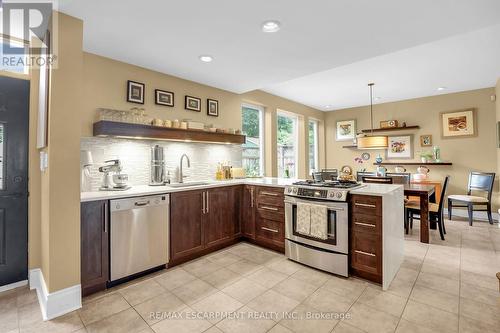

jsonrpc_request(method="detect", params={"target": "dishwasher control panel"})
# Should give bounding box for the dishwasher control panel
[111,195,169,212]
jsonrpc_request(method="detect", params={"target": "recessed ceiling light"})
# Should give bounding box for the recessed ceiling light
[262,20,281,33]
[437,87,447,91]
[199,55,213,63]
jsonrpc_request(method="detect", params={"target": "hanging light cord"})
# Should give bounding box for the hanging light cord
[368,83,374,135]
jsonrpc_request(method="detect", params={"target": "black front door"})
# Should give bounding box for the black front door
[0,76,29,287]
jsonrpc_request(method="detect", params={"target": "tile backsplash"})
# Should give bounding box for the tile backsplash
[81,137,242,191]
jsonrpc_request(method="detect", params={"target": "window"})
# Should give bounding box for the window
[277,111,298,178]
[309,119,319,173]
[0,37,29,75]
[242,104,264,176]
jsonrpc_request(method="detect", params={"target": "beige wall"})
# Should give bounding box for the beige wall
[82,53,326,179]
[325,88,498,209]
[496,79,500,208]
[38,12,84,292]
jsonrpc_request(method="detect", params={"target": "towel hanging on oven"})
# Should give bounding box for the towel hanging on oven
[310,204,328,240]
[296,202,311,236]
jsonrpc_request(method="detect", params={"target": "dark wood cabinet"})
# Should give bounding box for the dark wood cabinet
[254,186,285,252]
[170,190,205,261]
[349,194,382,284]
[241,185,256,239]
[81,200,109,296]
[204,186,239,248]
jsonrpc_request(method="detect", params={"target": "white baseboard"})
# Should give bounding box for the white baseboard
[0,279,28,293]
[444,208,499,222]
[29,268,82,320]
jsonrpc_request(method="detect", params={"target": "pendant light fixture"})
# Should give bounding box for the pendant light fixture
[357,83,388,149]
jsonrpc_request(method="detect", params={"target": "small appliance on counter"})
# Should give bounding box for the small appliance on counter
[80,150,93,192]
[150,145,170,186]
[98,159,131,191]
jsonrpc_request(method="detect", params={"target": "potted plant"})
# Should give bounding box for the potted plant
[419,151,433,163]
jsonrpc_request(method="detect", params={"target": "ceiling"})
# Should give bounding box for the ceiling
[58,0,500,110]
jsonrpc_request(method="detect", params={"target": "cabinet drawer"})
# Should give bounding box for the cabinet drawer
[351,231,381,275]
[256,187,284,207]
[351,195,382,216]
[352,212,381,234]
[257,203,284,222]
[256,217,284,244]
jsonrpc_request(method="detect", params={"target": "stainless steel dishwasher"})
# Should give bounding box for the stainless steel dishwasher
[110,194,169,281]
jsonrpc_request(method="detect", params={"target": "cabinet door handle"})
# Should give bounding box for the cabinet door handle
[250,188,254,208]
[354,202,376,208]
[206,191,209,213]
[261,206,278,211]
[202,192,206,213]
[261,191,279,197]
[103,201,108,233]
[354,222,376,228]
[355,250,376,257]
[261,226,279,233]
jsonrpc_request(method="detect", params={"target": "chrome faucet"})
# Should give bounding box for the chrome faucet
[178,154,191,183]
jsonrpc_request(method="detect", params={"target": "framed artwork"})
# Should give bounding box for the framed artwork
[386,135,413,159]
[37,30,50,148]
[420,134,432,147]
[155,89,174,107]
[336,119,356,141]
[440,108,476,138]
[207,99,218,117]
[127,80,145,104]
[185,95,201,112]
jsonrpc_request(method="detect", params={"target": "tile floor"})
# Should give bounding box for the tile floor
[1,217,499,333]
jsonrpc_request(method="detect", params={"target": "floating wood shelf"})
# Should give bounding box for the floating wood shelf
[373,162,452,166]
[93,121,246,144]
[342,145,358,148]
[361,125,420,133]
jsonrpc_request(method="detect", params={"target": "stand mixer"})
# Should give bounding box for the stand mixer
[98,159,131,191]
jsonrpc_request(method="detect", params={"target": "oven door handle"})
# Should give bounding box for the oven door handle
[284,198,345,211]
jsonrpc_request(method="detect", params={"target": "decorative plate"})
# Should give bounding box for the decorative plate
[361,152,371,161]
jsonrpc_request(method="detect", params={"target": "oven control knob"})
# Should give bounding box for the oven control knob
[329,192,335,198]
[336,192,343,199]
[292,188,298,193]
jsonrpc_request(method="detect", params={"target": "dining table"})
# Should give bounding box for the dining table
[404,184,436,243]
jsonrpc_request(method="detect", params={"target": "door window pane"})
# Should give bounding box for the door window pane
[242,104,264,176]
[277,112,297,178]
[309,120,319,173]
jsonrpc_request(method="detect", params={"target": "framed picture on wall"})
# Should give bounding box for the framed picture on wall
[336,119,356,141]
[420,134,432,147]
[207,99,218,117]
[185,95,201,112]
[440,108,476,138]
[155,89,174,107]
[386,135,413,159]
[127,80,145,104]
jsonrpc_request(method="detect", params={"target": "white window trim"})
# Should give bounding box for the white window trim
[277,110,298,178]
[242,103,265,176]
[309,119,319,173]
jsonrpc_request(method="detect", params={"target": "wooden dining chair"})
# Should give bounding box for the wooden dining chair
[362,176,393,184]
[405,176,450,240]
[447,172,495,225]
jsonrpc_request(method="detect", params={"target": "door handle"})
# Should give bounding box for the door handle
[354,222,376,228]
[135,201,150,207]
[261,191,278,197]
[354,202,376,208]
[261,206,278,211]
[355,250,376,257]
[250,187,254,208]
[103,201,108,233]
[202,192,206,214]
[206,191,209,213]
[261,226,279,233]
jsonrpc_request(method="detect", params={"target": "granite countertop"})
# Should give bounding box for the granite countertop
[81,177,299,202]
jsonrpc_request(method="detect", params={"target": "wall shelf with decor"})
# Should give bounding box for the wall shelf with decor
[360,125,420,133]
[372,162,452,166]
[93,121,246,144]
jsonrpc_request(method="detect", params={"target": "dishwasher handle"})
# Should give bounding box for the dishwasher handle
[134,200,150,207]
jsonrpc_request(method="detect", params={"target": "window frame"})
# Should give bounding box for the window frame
[241,103,265,177]
[276,110,298,178]
[308,119,319,174]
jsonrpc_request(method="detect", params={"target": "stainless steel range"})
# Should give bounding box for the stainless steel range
[284,180,363,277]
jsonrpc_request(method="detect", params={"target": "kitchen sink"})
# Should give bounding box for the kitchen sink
[167,181,210,188]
